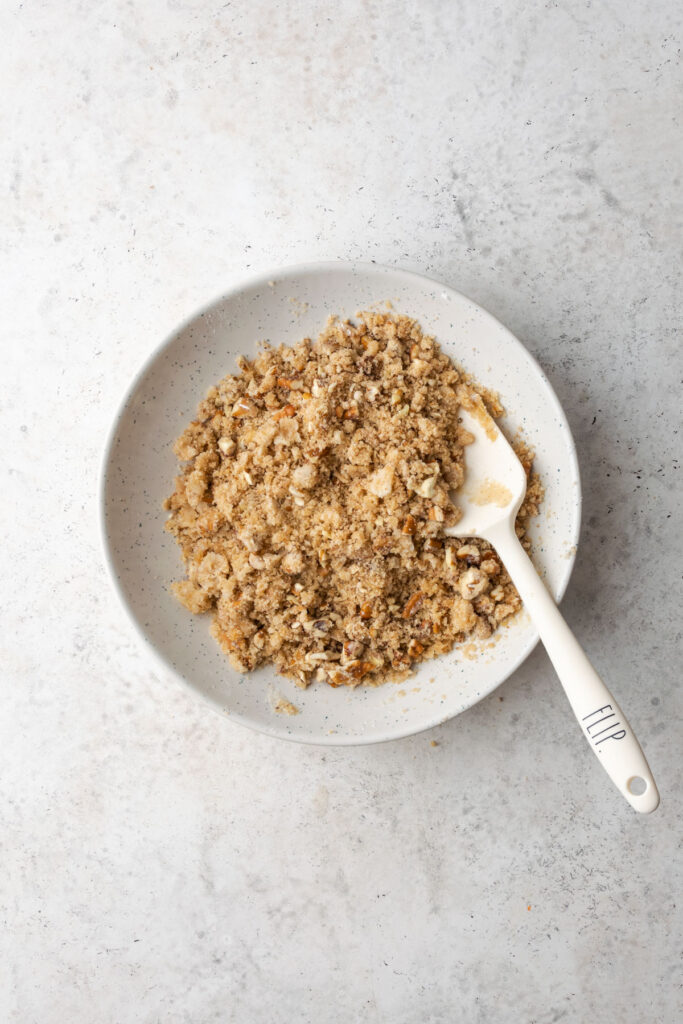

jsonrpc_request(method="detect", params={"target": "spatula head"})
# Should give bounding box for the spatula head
[445,393,527,542]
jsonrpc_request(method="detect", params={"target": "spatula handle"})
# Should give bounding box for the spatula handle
[489,524,659,813]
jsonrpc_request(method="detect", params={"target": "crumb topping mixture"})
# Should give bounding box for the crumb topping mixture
[164,312,542,687]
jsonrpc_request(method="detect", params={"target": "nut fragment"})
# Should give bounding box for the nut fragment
[359,602,373,620]
[232,398,257,417]
[327,669,350,687]
[456,544,480,566]
[428,506,444,522]
[258,366,278,393]
[238,531,261,553]
[306,651,331,665]
[402,514,417,535]
[423,538,442,552]
[342,639,365,660]
[415,473,438,498]
[365,465,394,498]
[272,404,296,420]
[402,592,424,618]
[218,437,236,455]
[346,659,373,680]
[458,568,489,600]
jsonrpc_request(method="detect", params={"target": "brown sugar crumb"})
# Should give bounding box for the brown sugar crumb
[164,312,542,689]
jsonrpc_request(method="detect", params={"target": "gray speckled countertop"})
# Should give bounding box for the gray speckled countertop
[2,2,682,1021]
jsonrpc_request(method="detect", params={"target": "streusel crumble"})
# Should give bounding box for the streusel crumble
[164,312,542,688]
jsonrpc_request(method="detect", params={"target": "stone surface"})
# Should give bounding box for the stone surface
[2,1,681,1022]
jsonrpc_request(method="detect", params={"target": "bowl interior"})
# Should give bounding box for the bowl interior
[101,262,580,744]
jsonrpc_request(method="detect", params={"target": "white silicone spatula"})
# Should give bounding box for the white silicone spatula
[446,392,659,813]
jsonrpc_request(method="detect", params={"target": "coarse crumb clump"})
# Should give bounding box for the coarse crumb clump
[164,312,543,688]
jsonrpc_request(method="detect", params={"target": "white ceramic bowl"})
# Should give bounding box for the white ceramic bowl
[100,262,581,744]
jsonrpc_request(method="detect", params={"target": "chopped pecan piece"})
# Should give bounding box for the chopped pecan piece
[402,592,424,618]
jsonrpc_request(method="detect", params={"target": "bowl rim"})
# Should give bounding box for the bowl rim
[99,259,582,745]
